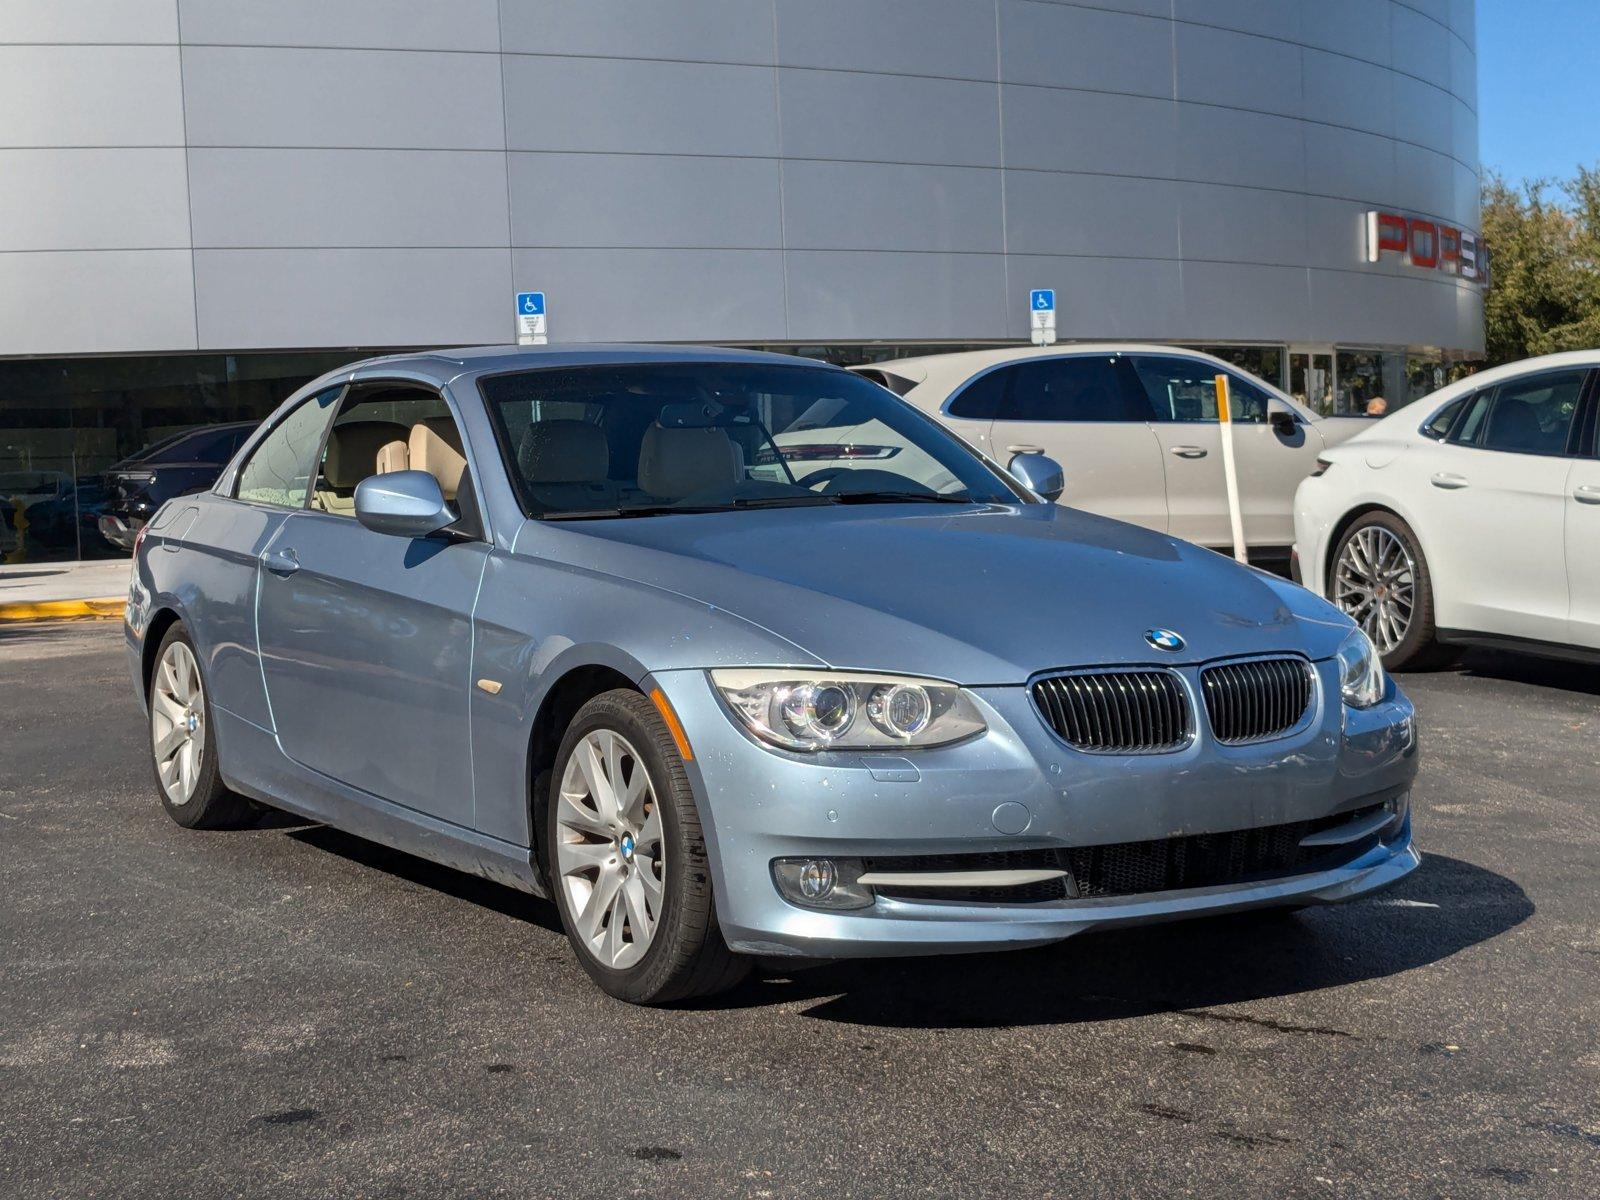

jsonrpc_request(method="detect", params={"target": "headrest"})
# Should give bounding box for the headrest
[409,421,468,500]
[637,424,743,501]
[323,420,407,488]
[519,420,609,483]
[375,440,408,475]
[417,415,464,454]
[1486,398,1544,450]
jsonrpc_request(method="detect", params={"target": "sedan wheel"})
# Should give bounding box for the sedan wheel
[1329,513,1456,671]
[1333,524,1416,655]
[554,728,666,971]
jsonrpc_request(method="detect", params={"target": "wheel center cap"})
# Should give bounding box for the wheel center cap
[619,833,635,859]
[184,711,198,733]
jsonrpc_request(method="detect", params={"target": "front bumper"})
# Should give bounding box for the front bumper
[649,662,1419,958]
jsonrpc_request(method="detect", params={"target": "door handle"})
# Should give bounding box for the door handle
[1575,485,1600,504]
[1006,444,1045,455]
[263,548,300,575]
[1430,473,1469,490]
[1169,445,1208,459]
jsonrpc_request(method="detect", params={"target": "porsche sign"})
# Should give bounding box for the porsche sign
[1365,210,1488,284]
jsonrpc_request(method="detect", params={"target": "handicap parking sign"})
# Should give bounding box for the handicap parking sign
[1029,288,1057,344]
[515,292,547,344]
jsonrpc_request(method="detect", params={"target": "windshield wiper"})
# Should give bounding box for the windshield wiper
[540,504,717,521]
[825,491,977,505]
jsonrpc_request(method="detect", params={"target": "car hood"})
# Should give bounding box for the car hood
[532,504,1354,684]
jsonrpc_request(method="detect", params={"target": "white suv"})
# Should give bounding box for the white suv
[853,345,1369,566]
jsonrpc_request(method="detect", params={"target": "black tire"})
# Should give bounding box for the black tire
[545,689,748,1004]
[1329,512,1459,672]
[147,622,254,830]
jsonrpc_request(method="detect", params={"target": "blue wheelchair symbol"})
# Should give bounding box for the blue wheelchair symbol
[1030,289,1055,312]
[516,292,545,316]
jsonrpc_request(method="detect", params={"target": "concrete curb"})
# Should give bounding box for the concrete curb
[0,598,127,623]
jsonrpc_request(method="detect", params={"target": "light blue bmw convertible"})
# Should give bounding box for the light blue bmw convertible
[128,346,1418,1003]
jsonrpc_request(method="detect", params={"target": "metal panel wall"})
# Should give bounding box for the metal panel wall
[0,0,1484,355]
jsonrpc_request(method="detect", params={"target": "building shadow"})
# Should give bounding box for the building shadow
[710,853,1531,1028]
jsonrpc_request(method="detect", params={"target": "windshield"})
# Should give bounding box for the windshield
[480,362,1027,518]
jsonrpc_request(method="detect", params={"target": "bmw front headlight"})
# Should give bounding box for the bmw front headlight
[710,669,987,751]
[1336,628,1386,709]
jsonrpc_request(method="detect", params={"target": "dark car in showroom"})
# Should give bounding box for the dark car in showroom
[98,422,259,551]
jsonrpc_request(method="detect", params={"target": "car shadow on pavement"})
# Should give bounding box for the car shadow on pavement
[1446,649,1600,698]
[283,823,565,935]
[715,853,1532,1028]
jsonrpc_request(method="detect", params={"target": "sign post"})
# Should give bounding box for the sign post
[515,292,547,346]
[1214,374,1247,565]
[1029,289,1056,346]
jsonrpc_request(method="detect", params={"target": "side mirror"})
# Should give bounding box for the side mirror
[354,470,458,539]
[1007,451,1065,502]
[1269,408,1298,436]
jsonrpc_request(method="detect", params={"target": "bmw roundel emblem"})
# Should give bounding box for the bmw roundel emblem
[1145,628,1185,652]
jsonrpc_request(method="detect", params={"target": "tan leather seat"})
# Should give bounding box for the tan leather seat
[375,440,408,475]
[409,418,468,501]
[314,420,408,513]
[636,424,743,501]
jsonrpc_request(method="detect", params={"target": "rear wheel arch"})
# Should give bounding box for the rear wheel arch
[1323,503,1414,595]
[142,607,184,695]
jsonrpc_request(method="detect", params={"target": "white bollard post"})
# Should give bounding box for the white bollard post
[1215,374,1248,565]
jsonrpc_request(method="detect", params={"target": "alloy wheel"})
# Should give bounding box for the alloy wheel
[554,728,666,970]
[1333,525,1417,655]
[151,641,207,805]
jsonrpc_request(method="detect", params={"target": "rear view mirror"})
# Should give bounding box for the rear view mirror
[1007,452,1065,503]
[1269,409,1298,436]
[354,470,458,539]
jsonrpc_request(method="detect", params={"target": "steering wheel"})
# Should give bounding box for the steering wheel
[796,467,849,490]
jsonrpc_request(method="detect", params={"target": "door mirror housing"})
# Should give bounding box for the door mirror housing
[354,470,459,539]
[1007,451,1066,502]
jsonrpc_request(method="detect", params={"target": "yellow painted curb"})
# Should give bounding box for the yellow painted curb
[0,597,127,623]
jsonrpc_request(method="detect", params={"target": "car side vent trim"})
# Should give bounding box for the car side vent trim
[1031,669,1190,753]
[1200,656,1314,744]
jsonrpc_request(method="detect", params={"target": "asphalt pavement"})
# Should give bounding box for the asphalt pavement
[1,622,1597,1199]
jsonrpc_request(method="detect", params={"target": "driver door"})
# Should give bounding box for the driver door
[255,382,489,828]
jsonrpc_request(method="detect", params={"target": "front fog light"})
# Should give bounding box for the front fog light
[772,858,874,910]
[1383,790,1410,839]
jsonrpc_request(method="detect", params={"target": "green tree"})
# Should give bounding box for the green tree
[1481,165,1600,365]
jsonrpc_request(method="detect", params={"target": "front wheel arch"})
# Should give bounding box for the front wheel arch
[524,664,639,881]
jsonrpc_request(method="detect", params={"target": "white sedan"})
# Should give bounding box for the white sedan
[1293,351,1600,669]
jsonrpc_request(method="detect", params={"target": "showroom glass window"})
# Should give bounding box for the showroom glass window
[234,387,344,508]
[1446,370,1589,456]
[0,351,380,562]
[1129,356,1272,423]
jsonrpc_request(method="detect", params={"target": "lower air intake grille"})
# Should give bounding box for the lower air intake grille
[1200,657,1314,743]
[865,805,1384,904]
[1032,670,1189,752]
